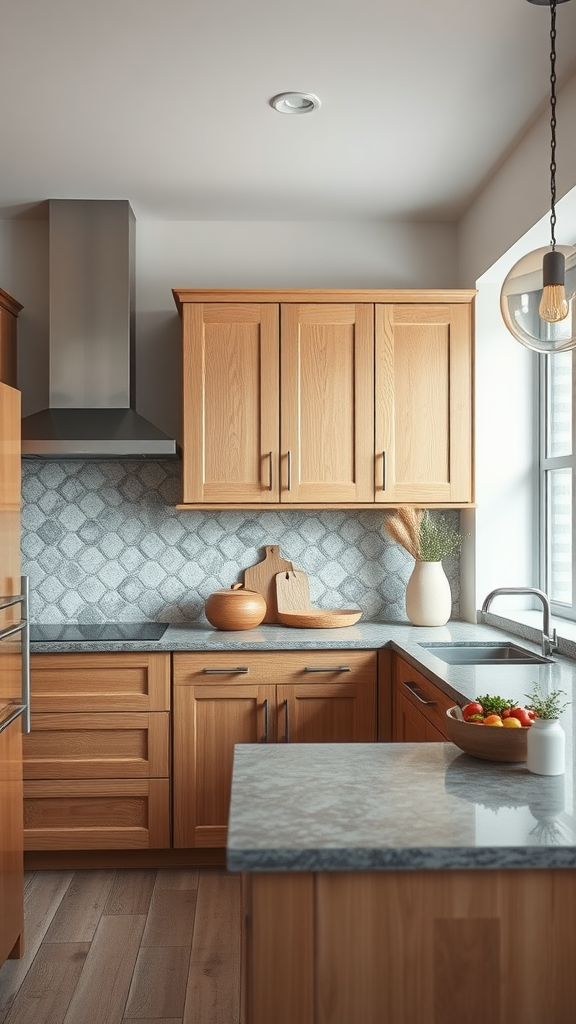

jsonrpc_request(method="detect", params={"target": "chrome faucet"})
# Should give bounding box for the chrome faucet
[481,587,558,658]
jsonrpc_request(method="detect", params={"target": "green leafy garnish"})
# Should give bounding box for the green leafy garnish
[524,683,570,720]
[475,693,515,715]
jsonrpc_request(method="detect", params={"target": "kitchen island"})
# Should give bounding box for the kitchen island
[228,742,576,1024]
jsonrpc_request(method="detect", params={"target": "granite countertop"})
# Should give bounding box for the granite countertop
[29,617,576,712]
[227,742,576,873]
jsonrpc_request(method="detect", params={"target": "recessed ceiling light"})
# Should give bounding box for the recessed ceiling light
[270,92,321,114]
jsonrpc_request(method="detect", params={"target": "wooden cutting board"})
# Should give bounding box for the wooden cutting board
[243,545,293,622]
[275,569,311,613]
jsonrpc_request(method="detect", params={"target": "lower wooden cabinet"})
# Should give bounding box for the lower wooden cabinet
[173,650,377,848]
[392,655,453,742]
[23,653,171,850]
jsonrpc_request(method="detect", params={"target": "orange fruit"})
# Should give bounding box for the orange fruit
[484,714,503,727]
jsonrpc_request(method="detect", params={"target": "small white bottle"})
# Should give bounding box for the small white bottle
[527,718,565,776]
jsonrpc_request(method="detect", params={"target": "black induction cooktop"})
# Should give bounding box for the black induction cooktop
[29,622,169,643]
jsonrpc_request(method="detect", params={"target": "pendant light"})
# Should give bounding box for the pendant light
[500,0,576,353]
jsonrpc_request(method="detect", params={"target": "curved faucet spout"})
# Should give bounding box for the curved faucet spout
[481,587,558,658]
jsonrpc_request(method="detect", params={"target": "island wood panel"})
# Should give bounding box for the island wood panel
[23,712,170,779]
[280,303,374,503]
[375,302,473,503]
[247,868,576,1024]
[181,302,280,504]
[23,778,170,850]
[0,715,24,962]
[29,653,171,712]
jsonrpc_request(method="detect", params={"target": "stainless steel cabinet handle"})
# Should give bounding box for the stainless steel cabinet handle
[382,451,387,491]
[0,704,26,736]
[403,681,437,707]
[283,698,290,742]
[202,667,250,674]
[262,698,269,743]
[287,450,292,492]
[21,576,30,734]
[0,620,25,642]
[304,666,351,673]
[268,451,273,491]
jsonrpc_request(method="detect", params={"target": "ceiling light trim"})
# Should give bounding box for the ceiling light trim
[270,92,321,114]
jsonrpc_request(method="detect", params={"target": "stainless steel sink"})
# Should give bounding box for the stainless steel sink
[418,642,553,665]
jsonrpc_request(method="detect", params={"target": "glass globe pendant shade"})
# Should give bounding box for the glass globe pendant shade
[500,244,576,352]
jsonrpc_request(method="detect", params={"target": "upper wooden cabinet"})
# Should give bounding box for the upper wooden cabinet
[0,288,23,389]
[173,289,475,509]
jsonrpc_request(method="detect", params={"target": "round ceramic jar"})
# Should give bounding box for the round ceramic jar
[526,718,566,776]
[205,584,267,630]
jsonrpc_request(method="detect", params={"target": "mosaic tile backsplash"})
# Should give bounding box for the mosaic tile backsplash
[21,460,461,624]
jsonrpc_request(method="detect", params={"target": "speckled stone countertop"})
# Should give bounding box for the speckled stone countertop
[227,742,576,872]
[30,618,576,711]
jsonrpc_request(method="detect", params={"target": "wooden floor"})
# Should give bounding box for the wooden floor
[0,867,242,1024]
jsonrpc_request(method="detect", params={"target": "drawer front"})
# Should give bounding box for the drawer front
[394,657,453,740]
[23,712,169,779]
[30,653,171,712]
[23,778,170,850]
[174,650,377,686]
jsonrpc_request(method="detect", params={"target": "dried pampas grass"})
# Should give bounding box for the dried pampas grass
[383,507,422,559]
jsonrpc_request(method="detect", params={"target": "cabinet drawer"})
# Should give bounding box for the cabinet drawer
[23,712,169,779]
[174,650,376,686]
[23,778,170,850]
[394,657,453,740]
[30,653,171,712]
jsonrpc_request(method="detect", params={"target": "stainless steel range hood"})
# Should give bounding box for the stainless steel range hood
[21,199,178,458]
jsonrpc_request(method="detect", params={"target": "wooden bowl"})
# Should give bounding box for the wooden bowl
[205,584,267,630]
[277,609,362,628]
[445,706,528,762]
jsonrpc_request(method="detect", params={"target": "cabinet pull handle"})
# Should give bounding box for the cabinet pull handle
[283,698,290,742]
[304,666,351,673]
[262,698,269,743]
[268,451,273,491]
[382,451,387,491]
[403,681,437,707]
[287,450,292,492]
[202,667,250,674]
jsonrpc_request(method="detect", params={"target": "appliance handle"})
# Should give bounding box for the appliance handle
[21,576,31,734]
[0,704,26,736]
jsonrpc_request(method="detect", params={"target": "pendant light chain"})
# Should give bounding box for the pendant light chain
[549,0,558,250]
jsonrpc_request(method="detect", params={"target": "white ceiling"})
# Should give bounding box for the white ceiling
[2,0,576,223]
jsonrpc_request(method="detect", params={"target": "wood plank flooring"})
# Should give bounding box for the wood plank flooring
[0,868,242,1024]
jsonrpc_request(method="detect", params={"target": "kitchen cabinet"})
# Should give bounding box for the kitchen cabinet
[0,288,22,388]
[392,655,453,742]
[23,653,171,850]
[0,713,24,964]
[173,289,475,509]
[173,649,377,848]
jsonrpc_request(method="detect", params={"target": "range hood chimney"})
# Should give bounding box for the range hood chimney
[21,199,178,458]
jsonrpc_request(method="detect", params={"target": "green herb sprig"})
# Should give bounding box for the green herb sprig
[524,683,570,720]
[417,511,462,562]
[475,693,515,716]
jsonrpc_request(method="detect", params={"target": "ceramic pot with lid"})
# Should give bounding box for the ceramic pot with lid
[205,583,267,630]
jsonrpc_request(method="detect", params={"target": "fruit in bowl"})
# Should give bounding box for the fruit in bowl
[445,694,533,762]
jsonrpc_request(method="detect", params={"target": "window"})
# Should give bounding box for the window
[541,350,575,618]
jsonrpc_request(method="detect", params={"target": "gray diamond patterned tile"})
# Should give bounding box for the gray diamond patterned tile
[21,460,461,625]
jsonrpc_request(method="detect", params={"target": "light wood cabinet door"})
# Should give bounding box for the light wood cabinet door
[375,302,473,503]
[0,714,24,964]
[181,302,280,504]
[278,681,376,743]
[29,652,170,712]
[173,681,275,849]
[173,650,377,848]
[280,303,374,503]
[392,656,453,741]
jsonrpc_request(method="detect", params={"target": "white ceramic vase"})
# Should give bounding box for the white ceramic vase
[405,559,452,627]
[526,718,565,776]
